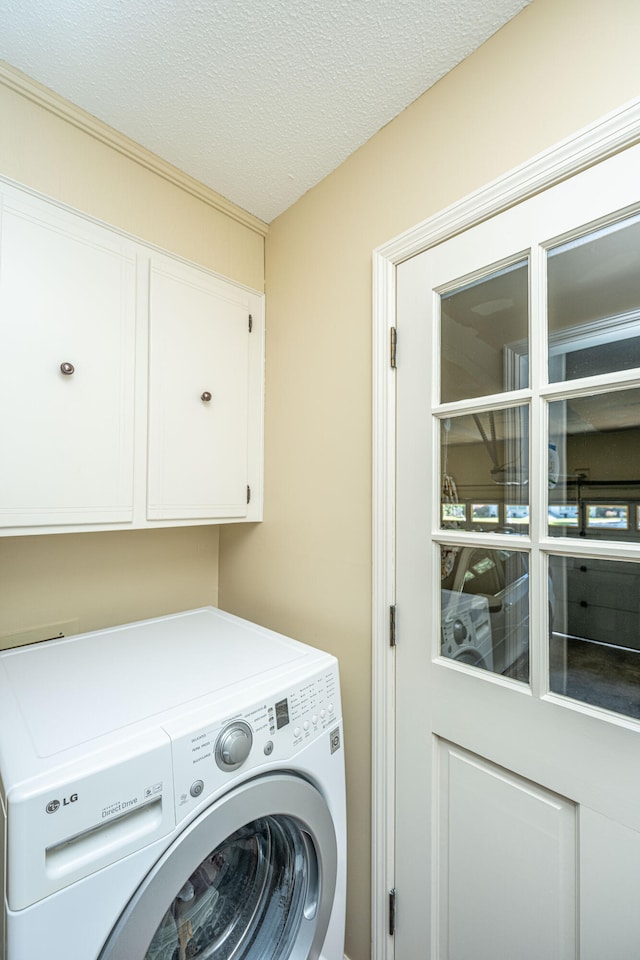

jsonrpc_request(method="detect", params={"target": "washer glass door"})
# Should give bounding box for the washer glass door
[147,815,313,960]
[99,774,337,960]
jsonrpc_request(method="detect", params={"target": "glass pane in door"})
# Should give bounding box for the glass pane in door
[548,388,640,539]
[441,406,529,534]
[440,258,529,402]
[548,212,640,383]
[549,555,640,719]
[440,545,530,681]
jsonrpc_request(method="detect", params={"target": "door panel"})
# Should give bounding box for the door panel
[436,741,576,960]
[580,808,640,960]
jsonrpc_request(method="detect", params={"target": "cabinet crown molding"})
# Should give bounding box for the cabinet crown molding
[0,59,268,239]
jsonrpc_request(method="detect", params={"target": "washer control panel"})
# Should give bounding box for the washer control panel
[168,663,341,820]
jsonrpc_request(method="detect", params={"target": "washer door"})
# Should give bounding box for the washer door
[99,774,337,960]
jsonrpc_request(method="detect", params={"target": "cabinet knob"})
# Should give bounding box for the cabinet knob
[60,362,75,376]
[201,391,212,402]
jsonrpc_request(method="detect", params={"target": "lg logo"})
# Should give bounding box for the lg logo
[45,793,78,814]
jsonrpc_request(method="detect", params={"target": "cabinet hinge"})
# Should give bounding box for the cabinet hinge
[389,605,397,647]
[390,327,397,369]
[247,485,251,504]
[389,888,397,936]
[248,314,253,333]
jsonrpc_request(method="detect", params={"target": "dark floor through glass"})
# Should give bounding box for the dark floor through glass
[549,634,640,720]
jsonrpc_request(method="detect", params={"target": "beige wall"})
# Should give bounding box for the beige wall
[0,529,222,644]
[0,78,265,643]
[218,1,640,957]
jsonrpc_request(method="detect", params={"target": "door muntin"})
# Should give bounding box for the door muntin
[99,775,337,960]
[435,199,640,720]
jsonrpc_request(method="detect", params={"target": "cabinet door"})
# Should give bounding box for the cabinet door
[147,258,251,520]
[0,193,136,528]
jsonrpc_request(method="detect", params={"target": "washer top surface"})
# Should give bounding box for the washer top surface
[0,607,312,757]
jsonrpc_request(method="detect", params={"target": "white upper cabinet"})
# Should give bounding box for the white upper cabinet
[0,181,264,536]
[0,191,137,528]
[147,256,253,521]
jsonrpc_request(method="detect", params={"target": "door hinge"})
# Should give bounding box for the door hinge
[247,485,251,504]
[249,313,253,333]
[389,888,397,936]
[390,326,397,369]
[389,605,397,647]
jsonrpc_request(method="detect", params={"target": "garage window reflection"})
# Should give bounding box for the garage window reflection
[548,388,640,540]
[440,407,529,536]
[440,545,530,682]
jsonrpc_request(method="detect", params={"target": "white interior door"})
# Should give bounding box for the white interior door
[395,141,640,960]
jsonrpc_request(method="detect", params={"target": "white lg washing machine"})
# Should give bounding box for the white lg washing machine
[0,607,346,960]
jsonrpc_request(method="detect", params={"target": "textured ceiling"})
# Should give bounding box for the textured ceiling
[0,0,530,223]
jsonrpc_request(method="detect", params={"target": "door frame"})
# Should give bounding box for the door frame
[371,95,640,960]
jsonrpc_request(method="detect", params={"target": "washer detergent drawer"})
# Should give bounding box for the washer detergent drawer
[7,737,175,911]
